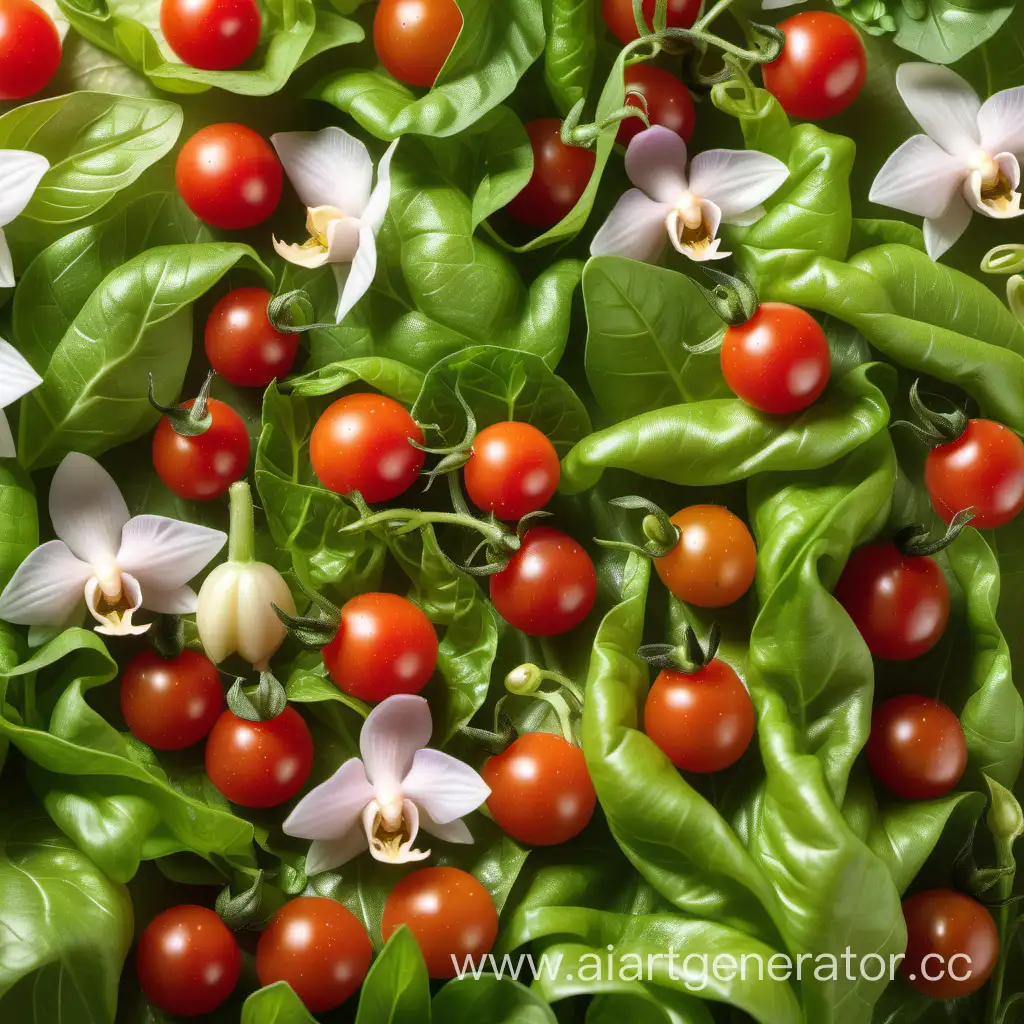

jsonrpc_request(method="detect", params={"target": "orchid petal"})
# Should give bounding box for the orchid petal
[0,339,41,407]
[362,139,398,233]
[724,204,765,227]
[271,127,373,216]
[419,811,473,844]
[0,410,12,459]
[117,515,226,590]
[87,572,147,636]
[590,189,670,263]
[305,832,369,875]
[978,86,1024,156]
[326,216,361,263]
[401,748,490,825]
[0,150,49,227]
[367,799,431,864]
[283,758,375,841]
[141,585,198,614]
[333,225,377,323]
[687,149,789,219]
[0,231,12,290]
[963,153,1024,219]
[49,453,129,566]
[625,127,689,203]
[0,540,91,625]
[923,194,973,260]
[869,134,966,219]
[896,63,981,159]
[272,236,330,269]
[360,694,432,790]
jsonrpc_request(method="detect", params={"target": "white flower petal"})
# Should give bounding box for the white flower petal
[963,155,1024,219]
[0,411,12,459]
[869,134,966,219]
[117,515,226,590]
[283,758,375,841]
[419,811,474,844]
[271,127,373,216]
[0,150,49,227]
[924,195,973,260]
[49,453,130,565]
[687,149,789,220]
[333,225,377,324]
[364,799,431,864]
[978,86,1024,156]
[590,189,670,263]
[625,126,689,203]
[362,139,398,233]
[896,63,981,159]
[724,204,765,227]
[306,832,369,875]
[142,585,198,614]
[0,540,91,625]
[272,236,330,269]
[0,339,41,407]
[360,694,432,790]
[326,216,361,263]
[0,231,12,290]
[402,748,490,825]
[86,571,147,636]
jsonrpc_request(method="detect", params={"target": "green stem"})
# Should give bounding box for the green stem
[532,691,575,745]
[227,481,256,564]
[694,0,735,32]
[987,884,1013,1024]
[339,507,510,550]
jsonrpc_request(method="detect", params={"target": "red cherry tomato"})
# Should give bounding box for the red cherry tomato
[925,419,1024,529]
[382,867,498,979]
[601,0,700,44]
[322,592,438,702]
[762,12,866,121]
[867,695,966,800]
[175,124,282,230]
[834,544,949,661]
[136,905,240,1017]
[721,303,831,414]
[160,0,260,71]
[617,64,696,147]
[204,287,299,388]
[120,648,223,750]
[152,398,250,500]
[373,0,462,89]
[310,392,425,502]
[902,890,999,998]
[483,732,596,845]
[0,0,61,101]
[205,706,314,808]
[654,506,756,608]
[644,660,755,772]
[256,897,372,1013]
[489,527,597,636]
[463,421,560,521]
[505,119,596,230]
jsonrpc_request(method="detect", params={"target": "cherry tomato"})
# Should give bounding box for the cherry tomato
[489,527,597,636]
[175,123,283,230]
[721,303,831,414]
[136,905,240,1017]
[463,421,560,521]
[205,706,314,808]
[617,64,696,147]
[483,732,596,845]
[152,398,250,501]
[0,0,61,101]
[902,890,998,998]
[256,897,372,1013]
[310,392,425,502]
[867,695,966,800]
[373,0,462,89]
[160,0,260,71]
[120,649,223,750]
[762,13,866,121]
[644,660,755,772]
[925,418,1024,529]
[322,592,438,701]
[601,0,701,44]
[205,287,299,388]
[654,506,756,608]
[382,867,498,979]
[834,544,949,661]
[505,119,596,229]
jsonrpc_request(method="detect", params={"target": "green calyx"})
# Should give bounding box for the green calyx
[148,370,214,438]
[638,624,722,675]
[693,265,760,328]
[273,576,341,650]
[891,379,969,448]
[893,508,976,558]
[215,870,281,931]
[595,496,680,560]
[266,288,337,334]
[226,671,288,723]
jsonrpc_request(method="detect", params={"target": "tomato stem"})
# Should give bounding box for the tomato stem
[639,624,722,674]
[226,671,288,722]
[595,496,679,560]
[891,379,969,447]
[460,694,517,754]
[227,480,256,563]
[693,265,760,327]
[148,370,214,437]
[266,288,336,334]
[215,869,280,931]
[894,508,975,558]
[505,663,585,706]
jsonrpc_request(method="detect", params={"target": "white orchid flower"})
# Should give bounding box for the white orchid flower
[283,694,490,875]
[870,64,1024,260]
[0,339,41,457]
[0,453,226,636]
[591,126,789,264]
[270,127,398,325]
[0,149,49,289]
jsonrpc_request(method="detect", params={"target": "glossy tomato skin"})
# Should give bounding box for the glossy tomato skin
[490,527,597,636]
[175,124,282,230]
[867,695,966,800]
[505,119,596,229]
[644,661,755,772]
[373,0,462,89]
[205,707,314,808]
[322,592,438,701]
[152,398,250,500]
[617,65,696,147]
[762,12,866,120]
[0,0,61,101]
[121,649,224,750]
[925,419,1024,528]
[463,421,560,521]
[601,0,701,43]
[256,897,372,1013]
[382,867,498,979]
[160,0,260,71]
[654,506,756,608]
[137,905,240,1017]
[205,287,299,387]
[310,392,425,502]
[484,732,597,846]
[721,303,831,414]
[834,544,950,661]
[902,890,998,998]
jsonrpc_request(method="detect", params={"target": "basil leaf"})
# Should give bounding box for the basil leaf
[433,976,557,1024]
[543,0,597,115]
[355,926,430,1024]
[892,0,1012,63]
[241,982,317,1024]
